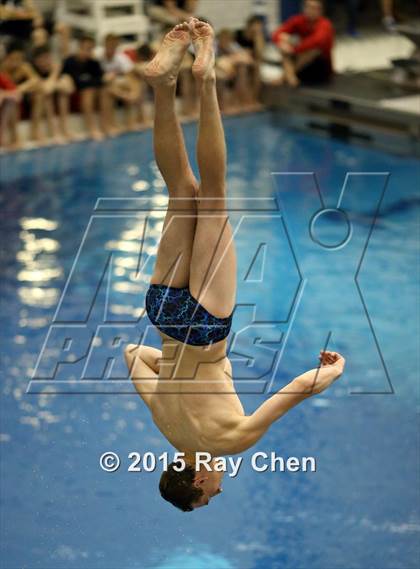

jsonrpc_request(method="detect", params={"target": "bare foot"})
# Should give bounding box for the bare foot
[90,129,104,141]
[32,134,47,147]
[189,18,215,82]
[61,131,76,143]
[270,75,285,87]
[223,106,243,117]
[144,22,191,87]
[105,126,122,138]
[6,140,23,152]
[52,135,66,146]
[68,132,84,142]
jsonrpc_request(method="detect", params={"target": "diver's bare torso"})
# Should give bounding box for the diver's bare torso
[126,337,248,456]
[125,337,346,457]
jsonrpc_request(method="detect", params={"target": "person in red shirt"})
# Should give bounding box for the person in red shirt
[272,0,334,87]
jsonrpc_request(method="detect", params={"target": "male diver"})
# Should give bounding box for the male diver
[124,18,345,511]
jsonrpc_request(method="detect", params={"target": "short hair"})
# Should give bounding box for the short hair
[159,462,203,512]
[6,41,25,56]
[136,43,154,62]
[79,35,95,46]
[218,28,233,40]
[105,33,119,43]
[162,23,174,35]
[32,45,50,59]
[304,0,324,6]
[197,17,211,26]
[247,15,264,26]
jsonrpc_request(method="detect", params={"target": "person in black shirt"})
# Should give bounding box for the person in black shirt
[62,36,109,140]
[62,38,103,90]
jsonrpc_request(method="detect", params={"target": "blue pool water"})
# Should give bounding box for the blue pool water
[0,113,419,569]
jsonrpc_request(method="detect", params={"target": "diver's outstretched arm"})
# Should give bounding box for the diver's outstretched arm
[237,352,346,450]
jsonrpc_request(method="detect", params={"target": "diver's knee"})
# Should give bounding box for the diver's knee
[124,343,140,361]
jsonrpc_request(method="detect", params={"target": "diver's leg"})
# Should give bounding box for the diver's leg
[145,22,199,288]
[189,19,237,318]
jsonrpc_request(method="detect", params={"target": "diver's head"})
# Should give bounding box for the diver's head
[159,460,224,511]
[303,0,323,21]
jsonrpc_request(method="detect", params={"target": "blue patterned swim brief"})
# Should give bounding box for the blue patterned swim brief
[145,284,233,346]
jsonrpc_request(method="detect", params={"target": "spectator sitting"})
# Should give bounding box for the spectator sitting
[0,40,39,140]
[147,0,198,27]
[0,70,21,151]
[31,22,74,60]
[31,45,75,143]
[98,33,142,132]
[216,29,257,112]
[235,15,267,102]
[62,36,109,140]
[272,0,334,88]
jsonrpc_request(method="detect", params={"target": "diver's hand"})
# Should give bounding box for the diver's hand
[319,350,345,373]
[314,351,345,393]
[298,351,345,395]
[244,351,346,438]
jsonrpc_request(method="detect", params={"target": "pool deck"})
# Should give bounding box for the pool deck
[3,69,419,158]
[262,24,420,155]
[262,69,420,155]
